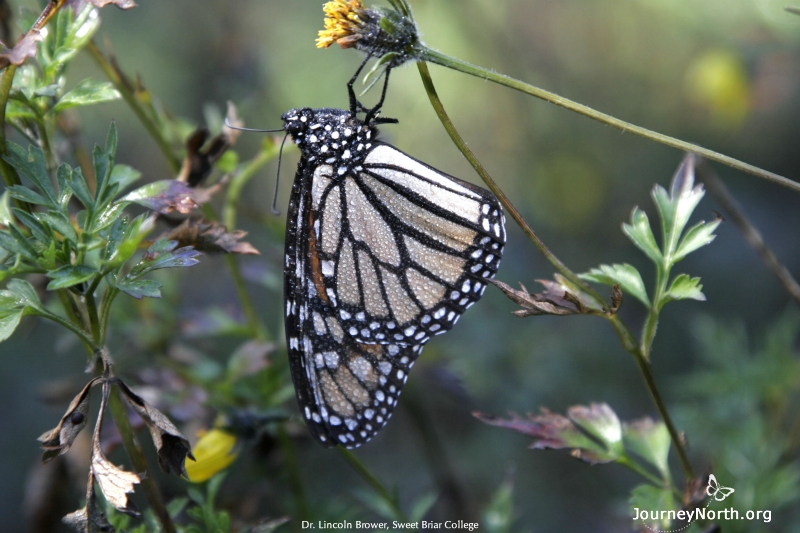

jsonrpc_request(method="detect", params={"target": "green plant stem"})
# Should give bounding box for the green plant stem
[223,142,279,231]
[224,254,268,341]
[337,448,408,522]
[54,289,97,356]
[617,456,681,500]
[277,426,309,529]
[85,41,181,174]
[85,291,101,342]
[416,61,695,482]
[0,64,28,212]
[108,387,176,533]
[418,48,799,193]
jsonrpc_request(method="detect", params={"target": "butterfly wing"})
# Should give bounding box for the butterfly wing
[311,142,506,345]
[285,158,424,447]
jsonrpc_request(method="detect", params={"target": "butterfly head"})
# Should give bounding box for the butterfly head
[281,107,377,178]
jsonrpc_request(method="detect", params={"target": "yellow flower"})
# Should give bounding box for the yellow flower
[185,428,239,483]
[317,0,369,49]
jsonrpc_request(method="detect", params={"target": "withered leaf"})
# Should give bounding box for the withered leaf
[38,377,101,463]
[608,284,623,315]
[0,29,43,70]
[115,379,194,477]
[223,101,244,145]
[62,476,115,533]
[178,127,230,187]
[490,279,582,317]
[122,180,198,214]
[163,218,259,255]
[91,439,140,517]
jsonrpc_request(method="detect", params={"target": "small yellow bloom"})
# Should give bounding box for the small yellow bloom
[317,0,369,49]
[185,428,239,483]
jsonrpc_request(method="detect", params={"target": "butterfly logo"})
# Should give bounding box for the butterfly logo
[706,474,735,501]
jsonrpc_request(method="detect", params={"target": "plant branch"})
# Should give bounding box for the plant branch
[698,161,800,307]
[337,448,408,521]
[108,386,176,533]
[85,41,182,174]
[418,48,800,194]
[415,60,694,482]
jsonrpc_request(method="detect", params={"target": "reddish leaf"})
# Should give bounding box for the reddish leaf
[0,29,43,70]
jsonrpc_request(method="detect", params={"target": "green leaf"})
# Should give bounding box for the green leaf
[90,202,128,234]
[652,156,705,259]
[630,484,676,530]
[622,208,662,264]
[0,311,23,342]
[580,263,650,307]
[623,419,671,479]
[67,168,94,211]
[665,274,705,302]
[214,151,238,174]
[115,278,162,299]
[128,238,200,278]
[0,226,38,261]
[109,164,141,192]
[50,78,121,113]
[674,219,720,262]
[106,214,155,268]
[1,279,45,313]
[568,403,624,461]
[482,478,514,533]
[46,265,97,290]
[409,492,438,523]
[6,185,50,207]
[3,143,57,207]
[56,164,74,209]
[0,192,13,225]
[38,211,78,244]
[12,209,50,245]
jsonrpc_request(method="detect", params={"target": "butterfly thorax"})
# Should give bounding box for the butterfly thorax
[282,108,377,180]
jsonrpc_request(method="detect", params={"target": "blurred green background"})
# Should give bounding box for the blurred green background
[2,0,800,531]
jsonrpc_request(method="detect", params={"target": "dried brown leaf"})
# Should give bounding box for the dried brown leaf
[91,440,140,516]
[38,377,101,463]
[178,127,230,187]
[0,29,43,70]
[115,380,194,477]
[163,218,259,255]
[490,279,580,316]
[608,284,623,315]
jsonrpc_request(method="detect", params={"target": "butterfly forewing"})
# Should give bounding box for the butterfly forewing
[285,159,422,447]
[283,107,505,447]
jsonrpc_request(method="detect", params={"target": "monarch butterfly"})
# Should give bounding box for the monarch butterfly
[281,65,505,448]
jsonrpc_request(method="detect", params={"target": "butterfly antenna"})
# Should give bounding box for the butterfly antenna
[271,131,290,215]
[224,118,284,133]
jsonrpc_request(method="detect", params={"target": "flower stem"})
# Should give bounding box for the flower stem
[415,60,695,482]
[418,48,800,193]
[337,448,408,522]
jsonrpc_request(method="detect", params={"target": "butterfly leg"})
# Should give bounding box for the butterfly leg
[348,54,373,115]
[363,66,395,124]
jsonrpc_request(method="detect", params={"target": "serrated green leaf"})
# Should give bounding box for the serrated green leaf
[622,208,662,264]
[653,157,706,260]
[128,238,200,278]
[0,310,23,342]
[665,274,705,302]
[109,164,141,192]
[5,98,38,120]
[102,217,126,262]
[107,214,155,268]
[6,185,50,207]
[580,263,650,307]
[105,122,118,164]
[12,209,50,244]
[115,278,162,299]
[67,168,94,211]
[674,219,720,262]
[38,240,57,270]
[630,484,676,530]
[50,78,121,113]
[46,265,97,290]
[623,419,671,479]
[4,143,57,207]
[38,211,78,244]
